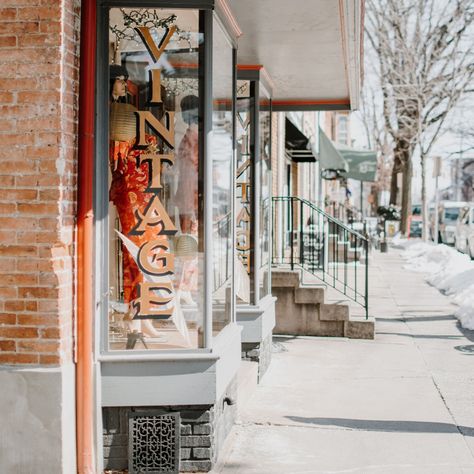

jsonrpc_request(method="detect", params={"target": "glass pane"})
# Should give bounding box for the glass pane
[107,8,204,350]
[235,80,252,304]
[259,95,271,299]
[211,17,233,334]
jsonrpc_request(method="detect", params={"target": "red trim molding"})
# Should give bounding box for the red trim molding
[216,0,242,38]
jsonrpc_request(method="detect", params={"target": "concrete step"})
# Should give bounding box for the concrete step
[320,303,349,321]
[345,317,375,339]
[294,287,325,304]
[272,267,374,339]
[271,270,300,288]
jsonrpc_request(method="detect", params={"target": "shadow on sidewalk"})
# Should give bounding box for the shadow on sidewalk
[286,416,474,437]
[377,332,465,340]
[457,323,474,342]
[376,315,455,323]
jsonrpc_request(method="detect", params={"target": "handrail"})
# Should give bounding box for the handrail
[272,196,369,319]
[296,197,368,240]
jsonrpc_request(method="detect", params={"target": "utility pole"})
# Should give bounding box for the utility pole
[433,156,442,243]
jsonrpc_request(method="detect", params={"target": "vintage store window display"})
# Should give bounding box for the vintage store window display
[103,7,221,352]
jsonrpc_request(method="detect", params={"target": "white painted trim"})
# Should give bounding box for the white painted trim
[99,351,218,363]
[236,294,276,314]
[339,0,363,110]
[236,295,276,343]
[101,323,242,406]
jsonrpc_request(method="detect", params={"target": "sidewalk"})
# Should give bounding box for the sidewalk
[214,249,474,473]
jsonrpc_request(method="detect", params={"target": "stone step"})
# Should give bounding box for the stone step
[294,287,325,304]
[320,303,349,321]
[271,270,300,288]
[271,267,374,340]
[344,317,375,339]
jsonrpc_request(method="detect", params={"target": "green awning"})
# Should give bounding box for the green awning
[317,128,348,174]
[337,144,377,182]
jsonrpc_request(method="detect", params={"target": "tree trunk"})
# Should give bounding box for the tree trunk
[389,157,400,205]
[400,157,412,235]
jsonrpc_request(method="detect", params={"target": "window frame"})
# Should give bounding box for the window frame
[95,0,237,357]
[235,67,273,305]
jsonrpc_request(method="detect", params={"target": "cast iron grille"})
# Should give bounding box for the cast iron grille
[129,411,180,474]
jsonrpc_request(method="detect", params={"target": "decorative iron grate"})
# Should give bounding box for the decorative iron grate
[129,411,180,474]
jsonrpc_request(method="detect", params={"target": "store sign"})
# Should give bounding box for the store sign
[236,159,251,272]
[130,26,178,319]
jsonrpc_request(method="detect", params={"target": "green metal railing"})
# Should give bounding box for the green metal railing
[272,196,369,319]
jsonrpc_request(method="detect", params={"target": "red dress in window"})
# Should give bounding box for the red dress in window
[109,135,168,303]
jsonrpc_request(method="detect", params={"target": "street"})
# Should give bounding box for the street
[215,249,474,473]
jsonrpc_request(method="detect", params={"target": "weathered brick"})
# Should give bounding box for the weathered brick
[39,354,59,365]
[0,0,79,367]
[4,300,25,312]
[40,327,60,338]
[193,447,212,459]
[0,8,17,21]
[180,424,192,435]
[180,460,212,472]
[0,36,17,48]
[193,423,212,435]
[0,203,17,215]
[17,314,57,326]
[0,326,38,338]
[0,245,37,257]
[0,91,14,103]
[180,436,211,448]
[180,448,192,460]
[0,340,15,351]
[0,313,16,324]
[18,339,59,353]
[0,287,17,299]
[18,287,58,299]
[0,353,39,364]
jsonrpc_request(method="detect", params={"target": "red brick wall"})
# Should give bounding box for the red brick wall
[0,0,80,365]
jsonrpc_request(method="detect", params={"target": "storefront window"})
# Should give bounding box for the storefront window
[235,80,252,304]
[211,18,234,334]
[259,94,271,299]
[106,8,204,350]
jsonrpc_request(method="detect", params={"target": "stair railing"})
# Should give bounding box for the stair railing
[272,196,369,319]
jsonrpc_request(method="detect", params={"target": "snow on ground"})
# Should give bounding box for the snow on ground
[393,235,474,330]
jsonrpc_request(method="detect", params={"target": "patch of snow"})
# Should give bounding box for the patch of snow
[399,242,474,330]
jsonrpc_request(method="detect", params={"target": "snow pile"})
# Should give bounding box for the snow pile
[391,232,421,250]
[400,242,474,330]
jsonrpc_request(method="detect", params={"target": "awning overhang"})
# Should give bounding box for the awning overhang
[285,118,317,163]
[228,0,364,111]
[318,128,349,176]
[337,145,377,182]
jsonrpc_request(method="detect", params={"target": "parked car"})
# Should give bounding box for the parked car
[408,215,422,239]
[454,204,474,258]
[431,201,467,245]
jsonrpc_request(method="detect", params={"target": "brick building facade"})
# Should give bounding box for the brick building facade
[0,1,364,472]
[0,1,80,471]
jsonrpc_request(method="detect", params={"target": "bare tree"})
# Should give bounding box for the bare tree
[365,0,474,237]
[357,80,393,210]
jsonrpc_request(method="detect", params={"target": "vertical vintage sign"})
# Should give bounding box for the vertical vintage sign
[130,26,178,319]
[236,159,251,273]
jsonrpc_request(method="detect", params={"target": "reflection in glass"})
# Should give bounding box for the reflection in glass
[259,97,271,299]
[107,8,204,350]
[235,80,252,304]
[211,17,234,334]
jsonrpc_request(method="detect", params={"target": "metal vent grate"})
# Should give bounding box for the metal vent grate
[129,411,180,474]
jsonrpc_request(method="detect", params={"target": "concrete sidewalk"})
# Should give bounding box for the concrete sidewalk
[214,249,474,473]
